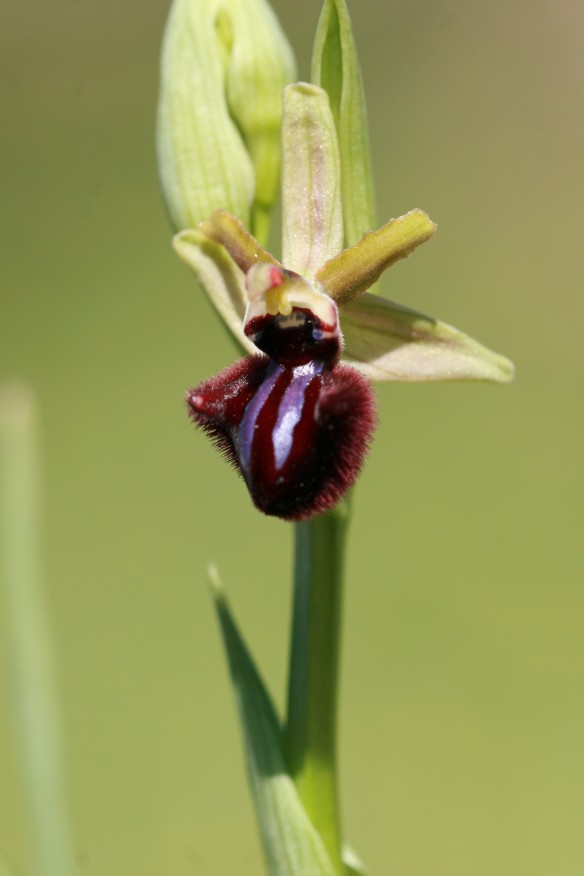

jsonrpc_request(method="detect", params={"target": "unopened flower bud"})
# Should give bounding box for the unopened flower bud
[157,0,296,238]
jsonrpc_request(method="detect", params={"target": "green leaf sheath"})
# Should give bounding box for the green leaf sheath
[285,505,350,875]
[210,569,338,876]
[312,0,376,246]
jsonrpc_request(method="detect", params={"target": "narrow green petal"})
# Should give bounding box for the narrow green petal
[173,229,256,354]
[200,210,281,273]
[281,84,343,280]
[210,567,338,876]
[341,294,515,383]
[312,0,375,246]
[315,210,437,306]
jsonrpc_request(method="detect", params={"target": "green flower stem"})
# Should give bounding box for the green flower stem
[0,383,77,876]
[285,502,350,874]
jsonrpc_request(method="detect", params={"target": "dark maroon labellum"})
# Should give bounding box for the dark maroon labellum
[187,297,376,521]
[245,306,341,367]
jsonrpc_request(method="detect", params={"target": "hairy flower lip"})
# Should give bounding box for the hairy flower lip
[187,353,376,521]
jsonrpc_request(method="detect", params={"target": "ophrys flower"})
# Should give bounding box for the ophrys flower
[174,84,513,520]
[186,251,376,520]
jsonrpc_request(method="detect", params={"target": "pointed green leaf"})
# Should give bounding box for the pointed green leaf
[173,229,256,355]
[341,294,515,382]
[312,0,375,246]
[316,210,437,305]
[281,84,343,280]
[210,567,338,876]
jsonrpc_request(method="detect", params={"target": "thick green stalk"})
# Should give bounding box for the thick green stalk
[285,501,350,874]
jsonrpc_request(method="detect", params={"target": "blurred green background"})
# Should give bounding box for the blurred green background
[2,0,583,873]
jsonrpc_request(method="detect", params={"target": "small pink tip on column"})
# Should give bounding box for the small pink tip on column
[269,266,284,288]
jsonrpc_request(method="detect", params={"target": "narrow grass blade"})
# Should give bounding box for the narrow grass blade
[0,383,77,876]
[209,566,338,876]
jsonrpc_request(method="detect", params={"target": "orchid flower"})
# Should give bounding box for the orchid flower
[173,84,513,521]
[157,1,515,872]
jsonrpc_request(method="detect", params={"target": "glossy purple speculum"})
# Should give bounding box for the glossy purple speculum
[187,265,376,520]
